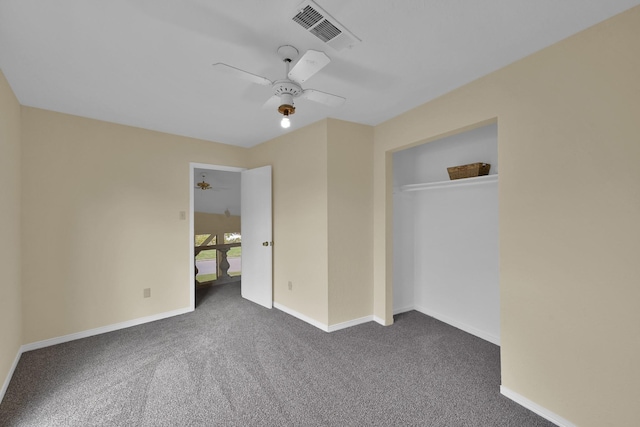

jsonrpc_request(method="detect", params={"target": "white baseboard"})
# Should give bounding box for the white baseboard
[414,305,500,346]
[501,386,575,427]
[2,306,192,404]
[372,315,386,326]
[274,303,381,332]
[0,349,22,404]
[393,305,414,315]
[21,306,193,352]
[327,315,374,332]
[274,302,329,331]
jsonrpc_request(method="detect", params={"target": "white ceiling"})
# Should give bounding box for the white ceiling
[194,168,241,215]
[1,0,638,148]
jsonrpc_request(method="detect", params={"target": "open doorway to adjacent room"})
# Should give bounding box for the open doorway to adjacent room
[190,163,243,309]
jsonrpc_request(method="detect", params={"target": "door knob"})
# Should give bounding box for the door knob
[262,241,272,246]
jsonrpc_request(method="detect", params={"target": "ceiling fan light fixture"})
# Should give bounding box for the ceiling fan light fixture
[277,104,295,116]
[278,104,295,129]
[196,174,212,190]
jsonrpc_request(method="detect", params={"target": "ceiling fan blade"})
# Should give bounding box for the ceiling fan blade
[301,89,346,108]
[212,63,272,86]
[288,50,330,83]
[262,95,281,109]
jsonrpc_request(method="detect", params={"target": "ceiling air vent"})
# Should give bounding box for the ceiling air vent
[292,0,361,51]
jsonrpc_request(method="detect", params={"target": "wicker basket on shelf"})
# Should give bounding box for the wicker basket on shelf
[447,162,491,180]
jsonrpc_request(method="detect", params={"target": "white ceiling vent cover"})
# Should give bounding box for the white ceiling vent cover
[292,0,361,51]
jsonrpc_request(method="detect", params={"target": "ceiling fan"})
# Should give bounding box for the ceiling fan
[212,45,345,128]
[195,174,228,191]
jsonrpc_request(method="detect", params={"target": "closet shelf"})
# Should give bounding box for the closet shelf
[399,174,498,192]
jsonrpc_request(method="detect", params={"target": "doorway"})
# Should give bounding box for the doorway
[189,163,273,311]
[189,163,244,310]
[193,168,242,286]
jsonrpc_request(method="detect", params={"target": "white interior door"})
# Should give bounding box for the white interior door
[240,165,273,308]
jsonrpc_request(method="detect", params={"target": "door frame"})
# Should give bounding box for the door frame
[189,162,245,310]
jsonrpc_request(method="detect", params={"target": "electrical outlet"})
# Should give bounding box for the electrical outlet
[143,288,151,298]
[288,281,293,291]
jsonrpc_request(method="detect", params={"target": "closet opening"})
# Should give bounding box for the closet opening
[392,122,500,345]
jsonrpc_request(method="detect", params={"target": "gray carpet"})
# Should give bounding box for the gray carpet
[0,283,555,426]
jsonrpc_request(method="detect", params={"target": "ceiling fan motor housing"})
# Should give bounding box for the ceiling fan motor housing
[273,80,302,97]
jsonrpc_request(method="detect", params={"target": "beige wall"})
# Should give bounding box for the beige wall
[0,70,22,392]
[248,119,374,328]
[327,119,373,325]
[20,107,247,343]
[249,121,330,324]
[194,212,241,245]
[374,7,640,426]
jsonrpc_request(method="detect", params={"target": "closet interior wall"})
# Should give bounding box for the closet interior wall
[392,123,500,344]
